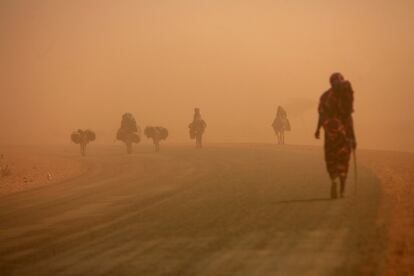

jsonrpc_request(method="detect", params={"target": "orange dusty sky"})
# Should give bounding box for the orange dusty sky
[0,0,413,151]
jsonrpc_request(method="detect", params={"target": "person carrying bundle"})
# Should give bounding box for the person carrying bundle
[315,73,357,199]
[116,113,141,154]
[189,108,207,149]
[144,126,168,152]
[71,129,96,156]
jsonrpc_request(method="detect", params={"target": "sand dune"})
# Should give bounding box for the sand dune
[0,144,410,275]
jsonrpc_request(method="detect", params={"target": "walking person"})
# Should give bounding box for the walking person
[189,108,207,148]
[144,126,168,152]
[116,113,141,154]
[70,129,96,156]
[315,73,356,199]
[272,106,291,144]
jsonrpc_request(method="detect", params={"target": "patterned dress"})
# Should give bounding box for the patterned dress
[318,82,355,179]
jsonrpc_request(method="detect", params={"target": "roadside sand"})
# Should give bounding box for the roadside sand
[361,150,414,276]
[0,147,88,197]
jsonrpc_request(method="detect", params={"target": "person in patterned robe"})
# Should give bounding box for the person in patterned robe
[315,73,356,199]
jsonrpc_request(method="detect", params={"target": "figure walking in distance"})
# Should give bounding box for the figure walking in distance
[272,106,291,144]
[315,73,356,199]
[144,126,168,152]
[116,113,141,154]
[189,108,207,148]
[71,129,96,156]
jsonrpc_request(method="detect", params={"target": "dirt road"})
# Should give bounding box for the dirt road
[0,145,386,275]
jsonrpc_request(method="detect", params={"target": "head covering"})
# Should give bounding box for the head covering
[193,108,202,121]
[330,72,345,91]
[276,106,287,118]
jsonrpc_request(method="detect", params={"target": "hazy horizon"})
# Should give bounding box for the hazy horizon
[1,0,413,152]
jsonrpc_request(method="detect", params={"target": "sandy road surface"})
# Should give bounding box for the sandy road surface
[0,145,386,275]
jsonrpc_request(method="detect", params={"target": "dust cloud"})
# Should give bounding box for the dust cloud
[1,0,413,151]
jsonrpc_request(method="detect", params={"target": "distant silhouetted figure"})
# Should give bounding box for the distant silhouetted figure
[117,113,141,154]
[272,106,291,144]
[315,73,356,199]
[144,126,168,152]
[71,129,96,156]
[189,108,207,148]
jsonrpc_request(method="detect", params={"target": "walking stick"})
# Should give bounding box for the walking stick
[353,148,358,195]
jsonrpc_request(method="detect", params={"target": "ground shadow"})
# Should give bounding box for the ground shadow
[275,197,332,204]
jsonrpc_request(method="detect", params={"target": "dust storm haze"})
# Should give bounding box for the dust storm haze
[1,0,413,151]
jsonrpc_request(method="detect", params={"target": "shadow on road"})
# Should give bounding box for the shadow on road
[275,198,332,204]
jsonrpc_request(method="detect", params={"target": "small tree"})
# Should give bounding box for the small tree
[117,113,140,154]
[144,126,168,152]
[71,129,96,156]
